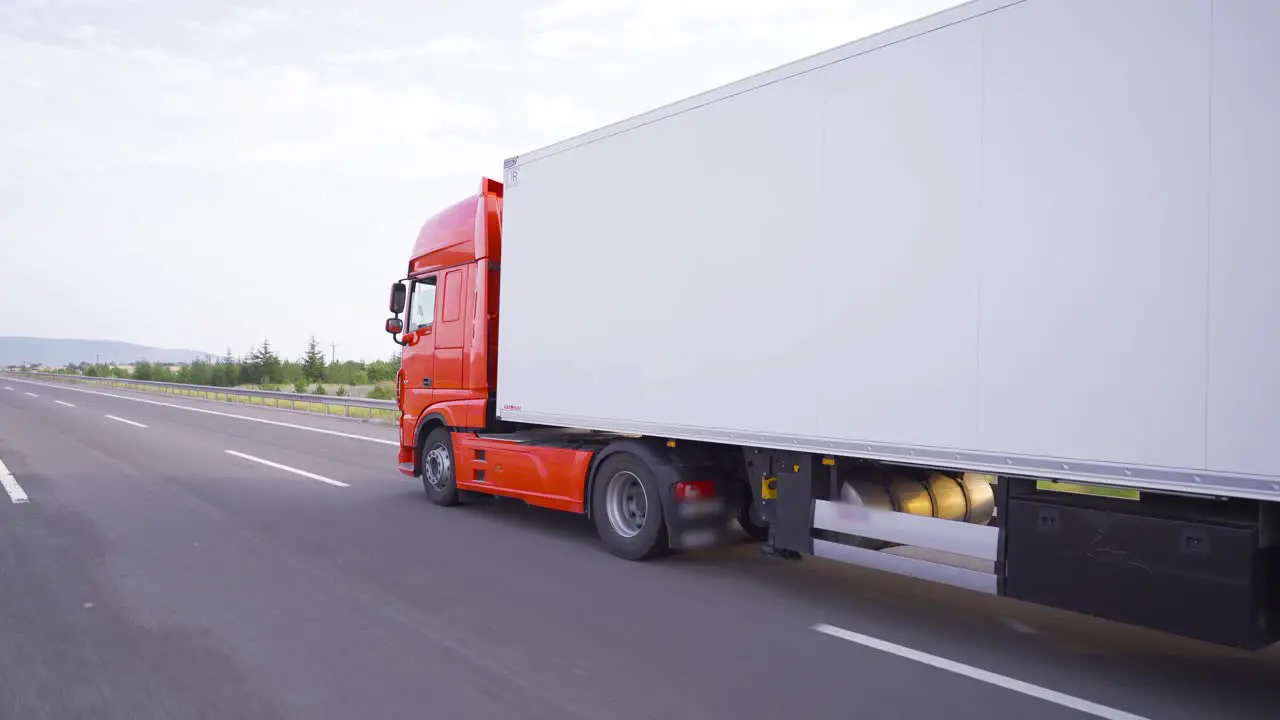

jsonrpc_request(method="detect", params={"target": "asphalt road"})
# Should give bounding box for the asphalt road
[2,376,1278,720]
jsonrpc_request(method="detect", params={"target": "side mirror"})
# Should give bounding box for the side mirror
[389,282,407,314]
[385,317,404,335]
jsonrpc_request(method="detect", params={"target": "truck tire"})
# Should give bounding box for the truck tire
[420,426,460,506]
[591,453,669,560]
[737,501,770,542]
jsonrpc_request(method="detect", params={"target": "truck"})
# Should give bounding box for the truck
[384,0,1280,650]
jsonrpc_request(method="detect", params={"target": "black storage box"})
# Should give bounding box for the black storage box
[1003,495,1280,649]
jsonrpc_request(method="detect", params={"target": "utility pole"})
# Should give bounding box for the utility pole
[330,343,337,365]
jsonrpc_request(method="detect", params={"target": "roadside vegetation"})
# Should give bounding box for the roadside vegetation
[58,336,400,400]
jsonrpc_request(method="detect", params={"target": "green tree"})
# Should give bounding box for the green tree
[280,360,304,384]
[211,349,239,387]
[133,360,155,381]
[325,360,368,386]
[245,340,282,385]
[186,360,214,386]
[302,335,326,383]
[366,356,400,383]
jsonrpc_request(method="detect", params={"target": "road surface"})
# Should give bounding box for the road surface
[2,376,1278,720]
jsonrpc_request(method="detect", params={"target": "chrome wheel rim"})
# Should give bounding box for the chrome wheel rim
[424,443,452,491]
[604,470,648,538]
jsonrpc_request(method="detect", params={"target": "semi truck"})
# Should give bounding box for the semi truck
[384,0,1280,649]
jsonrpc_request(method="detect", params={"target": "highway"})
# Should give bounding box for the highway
[2,376,1278,720]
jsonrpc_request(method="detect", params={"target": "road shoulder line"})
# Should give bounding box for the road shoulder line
[812,623,1148,720]
[4,378,397,446]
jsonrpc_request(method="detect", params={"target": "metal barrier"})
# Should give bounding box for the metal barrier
[6,371,399,423]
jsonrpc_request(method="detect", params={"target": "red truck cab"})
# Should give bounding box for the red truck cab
[384,178,753,559]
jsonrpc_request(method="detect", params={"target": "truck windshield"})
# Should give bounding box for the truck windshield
[409,277,436,331]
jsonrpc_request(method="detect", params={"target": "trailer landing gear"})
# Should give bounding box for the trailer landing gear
[761,544,802,561]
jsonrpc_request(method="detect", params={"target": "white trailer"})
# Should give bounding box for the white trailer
[495,0,1280,648]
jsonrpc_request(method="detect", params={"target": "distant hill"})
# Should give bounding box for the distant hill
[0,337,213,367]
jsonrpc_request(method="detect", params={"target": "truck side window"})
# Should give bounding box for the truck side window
[409,277,437,331]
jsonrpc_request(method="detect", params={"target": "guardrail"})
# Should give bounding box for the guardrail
[7,371,399,423]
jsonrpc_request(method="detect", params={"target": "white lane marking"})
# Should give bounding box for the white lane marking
[24,392,39,397]
[1001,617,1039,635]
[54,400,77,408]
[812,624,1149,720]
[225,450,350,487]
[0,457,29,504]
[6,379,397,446]
[3,386,12,391]
[105,414,148,428]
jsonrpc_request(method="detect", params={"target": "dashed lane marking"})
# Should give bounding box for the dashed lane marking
[225,450,350,488]
[0,456,29,504]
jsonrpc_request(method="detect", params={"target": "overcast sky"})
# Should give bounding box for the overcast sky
[2,0,961,361]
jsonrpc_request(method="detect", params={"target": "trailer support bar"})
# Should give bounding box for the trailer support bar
[813,500,999,561]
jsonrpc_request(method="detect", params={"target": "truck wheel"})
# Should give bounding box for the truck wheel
[737,501,770,542]
[420,426,460,506]
[591,453,669,560]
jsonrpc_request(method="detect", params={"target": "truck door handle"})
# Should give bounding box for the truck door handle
[422,378,432,387]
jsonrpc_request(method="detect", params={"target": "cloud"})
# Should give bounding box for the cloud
[513,0,965,141]
[0,14,507,358]
[529,0,960,67]
[183,5,288,45]
[419,35,504,58]
[0,32,502,182]
[0,0,965,359]
[326,35,505,68]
